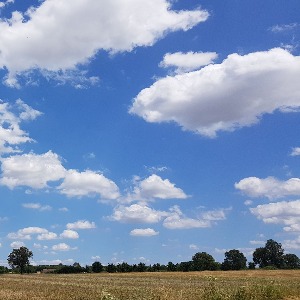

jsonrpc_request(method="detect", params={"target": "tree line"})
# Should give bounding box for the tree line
[3,239,300,274]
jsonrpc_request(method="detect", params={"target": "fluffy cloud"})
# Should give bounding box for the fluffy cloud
[130,228,159,237]
[10,241,25,248]
[0,151,66,189]
[127,174,188,202]
[66,220,96,230]
[0,0,208,86]
[163,205,228,229]
[58,169,120,199]
[160,51,218,73]
[52,243,75,251]
[250,200,300,229]
[60,230,79,239]
[37,232,58,240]
[110,204,168,223]
[291,147,300,156]
[130,48,300,137]
[235,176,300,199]
[8,227,54,240]
[22,203,52,211]
[0,99,41,154]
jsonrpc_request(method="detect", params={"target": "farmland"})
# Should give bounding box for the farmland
[0,270,300,299]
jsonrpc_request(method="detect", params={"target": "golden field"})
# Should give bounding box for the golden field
[0,270,300,299]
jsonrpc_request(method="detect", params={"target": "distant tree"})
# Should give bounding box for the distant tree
[221,249,247,270]
[167,261,177,272]
[253,239,284,268]
[106,263,117,273]
[92,261,103,273]
[0,266,8,274]
[248,262,256,269]
[177,261,193,272]
[7,247,33,274]
[283,254,300,269]
[152,263,161,272]
[192,252,218,271]
[137,262,147,272]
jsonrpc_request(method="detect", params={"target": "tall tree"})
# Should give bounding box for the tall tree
[283,254,300,269]
[192,252,218,271]
[253,239,284,268]
[7,247,33,274]
[221,249,247,270]
[92,261,103,273]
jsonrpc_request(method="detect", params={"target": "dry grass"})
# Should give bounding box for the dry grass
[0,270,299,299]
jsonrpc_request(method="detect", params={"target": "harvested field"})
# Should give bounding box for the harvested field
[0,270,299,299]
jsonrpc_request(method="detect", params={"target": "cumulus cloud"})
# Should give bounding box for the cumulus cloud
[0,0,208,86]
[163,205,228,229]
[66,220,96,230]
[291,147,300,156]
[235,176,300,199]
[283,237,300,250]
[110,204,168,223]
[0,99,41,155]
[130,48,300,137]
[58,169,120,199]
[130,228,159,237]
[126,174,188,202]
[10,241,25,248]
[60,229,79,239]
[250,200,300,230]
[52,243,75,251]
[37,232,58,240]
[22,202,52,211]
[0,151,66,189]
[8,227,56,240]
[160,51,218,73]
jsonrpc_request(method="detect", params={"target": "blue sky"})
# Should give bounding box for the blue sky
[0,0,300,267]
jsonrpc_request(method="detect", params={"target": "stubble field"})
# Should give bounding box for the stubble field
[0,270,300,300]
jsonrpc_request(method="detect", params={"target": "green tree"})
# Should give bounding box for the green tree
[92,261,103,273]
[7,246,33,274]
[221,249,247,270]
[253,239,284,268]
[192,252,218,271]
[283,254,300,269]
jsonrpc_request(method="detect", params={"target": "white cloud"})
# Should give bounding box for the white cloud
[22,202,52,211]
[0,100,41,154]
[249,240,265,245]
[250,200,300,229]
[10,241,25,248]
[58,169,120,199]
[0,151,66,189]
[66,220,96,230]
[130,48,300,137]
[189,244,199,250]
[52,243,74,251]
[110,204,168,223]
[37,232,58,240]
[130,228,159,237]
[270,23,299,33]
[59,207,69,212]
[163,205,228,229]
[160,51,218,73]
[126,174,188,202]
[60,230,79,239]
[283,237,300,250]
[0,0,14,9]
[235,176,300,199]
[291,147,300,156]
[8,226,49,240]
[0,0,208,86]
